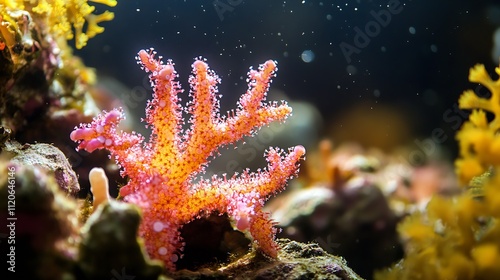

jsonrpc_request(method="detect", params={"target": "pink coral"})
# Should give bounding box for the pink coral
[71,48,305,270]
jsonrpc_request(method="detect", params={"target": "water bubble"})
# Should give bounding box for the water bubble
[301,50,315,63]
[430,44,438,53]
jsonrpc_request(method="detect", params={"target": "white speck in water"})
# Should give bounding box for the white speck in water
[346,65,357,75]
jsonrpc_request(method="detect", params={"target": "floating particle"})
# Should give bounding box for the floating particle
[301,50,315,63]
[346,65,357,75]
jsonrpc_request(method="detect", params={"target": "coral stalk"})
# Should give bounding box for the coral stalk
[88,167,110,211]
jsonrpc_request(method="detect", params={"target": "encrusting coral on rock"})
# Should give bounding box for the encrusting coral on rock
[71,48,306,270]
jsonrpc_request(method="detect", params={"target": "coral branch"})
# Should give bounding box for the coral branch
[456,64,500,184]
[137,49,183,173]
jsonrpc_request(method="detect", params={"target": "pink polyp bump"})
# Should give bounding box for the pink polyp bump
[236,215,250,231]
[233,201,252,231]
[70,128,94,141]
[69,130,79,141]
[85,139,104,152]
[264,60,277,69]
[105,109,122,124]
[105,138,113,146]
[192,60,208,72]
[138,49,149,63]
[138,49,156,70]
[159,65,175,80]
[119,185,133,197]
[294,145,306,157]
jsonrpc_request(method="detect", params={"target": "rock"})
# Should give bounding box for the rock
[170,239,363,280]
[0,160,79,279]
[2,140,80,194]
[267,183,402,279]
[78,200,164,280]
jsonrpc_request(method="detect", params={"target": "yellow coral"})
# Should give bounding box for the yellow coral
[0,10,17,47]
[459,64,500,130]
[1,0,117,49]
[455,64,500,184]
[469,110,488,128]
[472,244,500,270]
[376,63,500,280]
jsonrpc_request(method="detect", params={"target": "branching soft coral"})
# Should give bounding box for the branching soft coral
[71,48,305,270]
